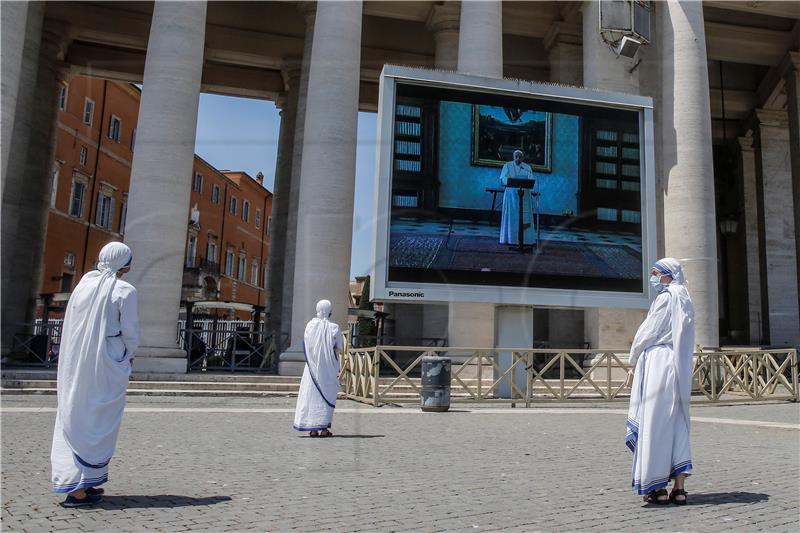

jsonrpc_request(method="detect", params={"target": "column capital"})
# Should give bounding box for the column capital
[544,21,582,52]
[757,51,800,109]
[297,1,316,25]
[275,93,287,112]
[426,3,460,35]
[559,1,582,22]
[781,51,800,84]
[786,51,800,71]
[54,61,80,84]
[737,136,755,152]
[280,57,303,90]
[40,19,74,61]
[754,108,789,128]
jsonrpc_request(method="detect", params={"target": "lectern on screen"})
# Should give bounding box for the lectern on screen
[504,178,536,252]
[371,66,657,310]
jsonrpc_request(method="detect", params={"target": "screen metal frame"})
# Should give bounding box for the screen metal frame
[371,65,657,310]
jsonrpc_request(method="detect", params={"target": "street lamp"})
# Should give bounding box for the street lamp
[599,0,652,58]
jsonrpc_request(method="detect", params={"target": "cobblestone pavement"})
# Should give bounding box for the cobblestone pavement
[2,395,799,532]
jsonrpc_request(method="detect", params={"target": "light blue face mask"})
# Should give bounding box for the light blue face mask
[649,275,664,291]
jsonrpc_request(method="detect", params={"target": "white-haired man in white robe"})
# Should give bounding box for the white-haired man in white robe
[625,257,695,505]
[51,241,139,507]
[293,299,344,438]
[499,149,535,245]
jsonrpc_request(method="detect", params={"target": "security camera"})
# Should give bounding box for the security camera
[616,36,641,58]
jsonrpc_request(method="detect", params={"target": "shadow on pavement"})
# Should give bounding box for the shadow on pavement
[298,434,386,439]
[688,492,770,505]
[97,495,232,509]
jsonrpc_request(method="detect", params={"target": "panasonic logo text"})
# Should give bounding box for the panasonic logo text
[388,290,425,298]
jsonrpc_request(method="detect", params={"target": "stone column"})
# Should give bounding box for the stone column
[447,0,503,374]
[494,306,533,398]
[660,0,719,348]
[19,23,73,328]
[582,0,639,93]
[280,0,363,375]
[124,1,207,372]
[783,52,800,329]
[457,0,503,78]
[544,20,584,347]
[738,136,763,344]
[1,18,69,356]
[280,2,315,360]
[266,62,301,354]
[544,22,582,86]
[0,2,44,355]
[754,109,800,346]
[582,1,645,350]
[426,3,459,71]
[582,0,644,90]
[1,0,29,183]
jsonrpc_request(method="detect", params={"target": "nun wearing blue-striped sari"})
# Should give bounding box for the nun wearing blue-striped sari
[625,258,696,505]
[293,299,344,438]
[51,242,140,508]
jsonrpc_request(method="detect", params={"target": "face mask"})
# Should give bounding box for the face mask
[649,275,663,290]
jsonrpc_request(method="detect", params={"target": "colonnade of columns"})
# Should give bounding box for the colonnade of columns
[2,1,798,369]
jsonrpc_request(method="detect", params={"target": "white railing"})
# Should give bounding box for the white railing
[339,346,799,406]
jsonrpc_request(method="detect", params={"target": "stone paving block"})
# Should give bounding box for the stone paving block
[2,396,799,531]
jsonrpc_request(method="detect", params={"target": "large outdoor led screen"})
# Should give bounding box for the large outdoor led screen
[371,66,656,309]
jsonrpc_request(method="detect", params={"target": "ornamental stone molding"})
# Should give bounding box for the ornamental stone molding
[737,135,755,152]
[755,108,789,129]
[543,21,582,52]
[426,3,460,35]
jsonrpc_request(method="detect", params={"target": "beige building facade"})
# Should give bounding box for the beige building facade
[2,1,799,375]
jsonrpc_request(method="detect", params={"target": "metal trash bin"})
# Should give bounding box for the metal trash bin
[420,356,451,412]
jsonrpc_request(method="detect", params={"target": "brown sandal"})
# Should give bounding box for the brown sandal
[318,429,333,438]
[643,488,669,505]
[309,430,319,438]
[669,488,688,505]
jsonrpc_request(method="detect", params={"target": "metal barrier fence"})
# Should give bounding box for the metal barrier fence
[176,320,262,349]
[9,320,270,372]
[339,346,799,406]
[183,328,277,373]
[9,322,64,367]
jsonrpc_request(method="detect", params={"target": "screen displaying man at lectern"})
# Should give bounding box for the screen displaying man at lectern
[499,150,536,246]
[376,69,654,302]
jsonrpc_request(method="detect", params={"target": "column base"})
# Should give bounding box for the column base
[131,346,187,374]
[279,348,306,376]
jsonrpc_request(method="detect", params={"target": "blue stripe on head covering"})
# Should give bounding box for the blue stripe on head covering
[653,261,672,277]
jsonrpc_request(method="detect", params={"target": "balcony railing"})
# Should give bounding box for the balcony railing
[184,257,220,276]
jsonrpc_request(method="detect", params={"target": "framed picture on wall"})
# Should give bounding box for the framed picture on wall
[471,105,553,172]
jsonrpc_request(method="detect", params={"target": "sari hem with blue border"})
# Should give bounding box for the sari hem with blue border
[53,474,108,494]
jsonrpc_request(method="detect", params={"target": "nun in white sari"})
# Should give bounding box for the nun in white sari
[293,300,344,437]
[51,242,139,507]
[626,258,695,505]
